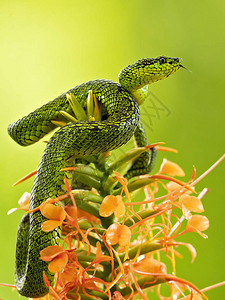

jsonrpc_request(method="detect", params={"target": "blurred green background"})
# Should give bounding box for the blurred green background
[0,0,224,299]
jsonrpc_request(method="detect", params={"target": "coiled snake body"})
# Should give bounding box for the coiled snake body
[8,56,182,297]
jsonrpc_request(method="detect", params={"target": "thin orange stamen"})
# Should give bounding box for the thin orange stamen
[113,171,131,202]
[13,169,37,186]
[150,174,196,193]
[43,272,61,300]
[132,271,207,299]
[190,154,225,187]
[60,167,75,172]
[155,146,178,153]
[26,194,68,214]
[201,280,225,293]
[0,283,16,288]
[145,142,165,149]
[129,208,172,230]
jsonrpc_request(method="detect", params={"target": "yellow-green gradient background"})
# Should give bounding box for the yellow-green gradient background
[0,1,224,299]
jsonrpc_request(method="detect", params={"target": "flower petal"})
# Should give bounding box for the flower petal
[61,265,80,285]
[187,215,209,232]
[117,225,131,247]
[166,181,195,194]
[40,245,64,261]
[134,257,166,274]
[41,203,66,221]
[179,195,204,213]
[99,195,118,217]
[159,159,185,177]
[114,200,125,219]
[41,220,62,232]
[65,205,99,223]
[48,252,68,273]
[95,241,102,257]
[106,223,120,245]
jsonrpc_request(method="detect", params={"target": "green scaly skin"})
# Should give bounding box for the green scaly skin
[8,56,182,297]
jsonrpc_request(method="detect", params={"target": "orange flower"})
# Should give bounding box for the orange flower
[61,264,82,286]
[41,203,66,232]
[179,195,204,213]
[106,223,131,247]
[159,158,185,177]
[99,195,125,219]
[166,181,195,194]
[187,215,209,233]
[40,245,68,273]
[84,242,112,272]
[133,256,167,274]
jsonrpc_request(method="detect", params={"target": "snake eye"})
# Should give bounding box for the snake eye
[159,57,167,64]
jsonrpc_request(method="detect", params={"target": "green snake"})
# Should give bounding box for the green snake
[8,56,182,297]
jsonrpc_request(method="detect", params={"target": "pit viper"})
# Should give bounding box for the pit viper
[8,56,182,297]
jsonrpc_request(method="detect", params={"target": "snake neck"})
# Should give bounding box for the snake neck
[119,61,152,105]
[118,60,152,105]
[130,85,150,105]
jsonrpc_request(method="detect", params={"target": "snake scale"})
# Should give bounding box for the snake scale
[8,56,182,297]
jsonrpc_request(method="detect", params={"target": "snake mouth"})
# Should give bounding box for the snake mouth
[179,64,191,71]
[179,64,186,69]
[177,58,190,71]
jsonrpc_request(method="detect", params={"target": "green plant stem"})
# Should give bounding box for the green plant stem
[118,275,166,297]
[119,240,162,261]
[74,190,103,203]
[124,208,157,227]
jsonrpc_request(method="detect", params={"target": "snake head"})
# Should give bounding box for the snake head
[119,56,183,104]
[154,56,183,78]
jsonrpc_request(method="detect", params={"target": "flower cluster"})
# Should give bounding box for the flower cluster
[7,151,225,300]
[5,91,225,299]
